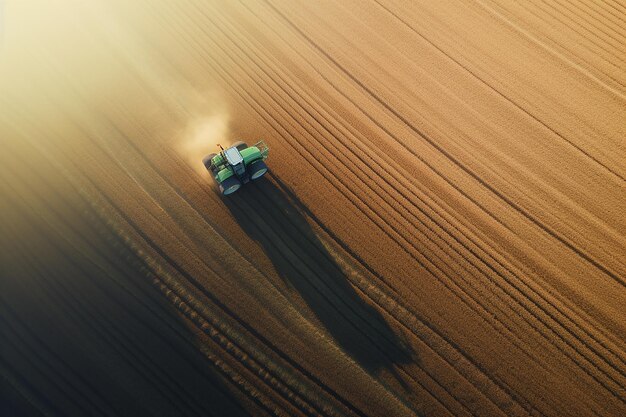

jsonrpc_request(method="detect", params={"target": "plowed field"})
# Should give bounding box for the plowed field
[1,1,625,416]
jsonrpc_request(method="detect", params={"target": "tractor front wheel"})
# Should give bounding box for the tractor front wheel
[248,160,268,180]
[202,153,217,172]
[220,176,242,195]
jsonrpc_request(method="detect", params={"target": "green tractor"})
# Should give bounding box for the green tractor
[202,141,270,195]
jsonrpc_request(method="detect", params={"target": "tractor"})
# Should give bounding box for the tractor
[202,141,269,195]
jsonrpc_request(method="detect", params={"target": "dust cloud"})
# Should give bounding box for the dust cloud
[176,109,231,175]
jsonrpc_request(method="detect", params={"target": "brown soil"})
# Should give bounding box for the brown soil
[1,1,625,416]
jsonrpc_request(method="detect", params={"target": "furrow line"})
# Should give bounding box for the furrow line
[519,0,626,65]
[534,0,626,46]
[600,0,626,17]
[485,0,626,83]
[566,0,626,33]
[371,0,626,178]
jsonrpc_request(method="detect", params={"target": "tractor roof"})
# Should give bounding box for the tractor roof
[224,147,243,165]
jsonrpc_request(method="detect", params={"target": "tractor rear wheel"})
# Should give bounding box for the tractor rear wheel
[220,176,242,195]
[231,141,248,151]
[248,159,268,180]
[202,153,217,172]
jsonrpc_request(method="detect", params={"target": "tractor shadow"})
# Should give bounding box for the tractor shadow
[223,176,414,376]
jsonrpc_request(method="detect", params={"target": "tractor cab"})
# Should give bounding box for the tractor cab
[223,146,249,183]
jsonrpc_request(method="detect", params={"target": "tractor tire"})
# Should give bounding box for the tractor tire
[248,159,268,180]
[202,153,217,172]
[220,176,242,195]
[231,141,248,151]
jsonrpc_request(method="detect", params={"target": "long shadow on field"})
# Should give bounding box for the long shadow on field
[224,176,413,375]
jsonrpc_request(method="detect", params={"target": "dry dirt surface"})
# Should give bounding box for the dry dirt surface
[1,1,625,416]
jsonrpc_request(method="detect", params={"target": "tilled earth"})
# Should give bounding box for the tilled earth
[1,1,625,416]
